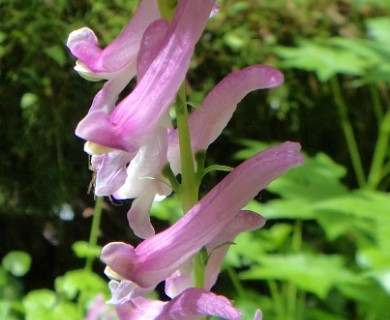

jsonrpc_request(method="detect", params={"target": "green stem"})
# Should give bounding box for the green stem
[226,265,246,299]
[268,280,285,320]
[157,0,177,21]
[85,196,104,271]
[330,76,366,187]
[192,253,206,288]
[367,110,390,190]
[369,84,384,124]
[175,84,198,210]
[286,220,302,319]
[380,159,390,179]
[174,84,205,288]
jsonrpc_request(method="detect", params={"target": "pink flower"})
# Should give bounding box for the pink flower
[75,0,217,154]
[167,65,285,174]
[103,65,285,238]
[113,288,242,320]
[165,210,265,298]
[67,0,160,156]
[86,294,116,320]
[67,0,159,80]
[101,142,304,289]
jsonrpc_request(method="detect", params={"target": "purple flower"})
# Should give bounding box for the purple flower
[86,294,116,320]
[67,0,161,156]
[67,0,159,80]
[101,142,304,289]
[75,0,217,154]
[113,288,242,320]
[103,65,285,238]
[167,64,284,174]
[165,210,265,298]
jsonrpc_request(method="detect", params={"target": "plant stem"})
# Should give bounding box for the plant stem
[175,84,199,211]
[174,84,205,288]
[286,220,302,319]
[157,0,176,21]
[330,76,366,187]
[367,109,390,190]
[268,280,285,320]
[85,196,104,271]
[369,84,384,124]
[226,265,246,299]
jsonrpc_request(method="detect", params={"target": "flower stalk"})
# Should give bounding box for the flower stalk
[85,196,104,271]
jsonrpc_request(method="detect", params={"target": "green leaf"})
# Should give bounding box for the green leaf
[275,39,372,81]
[305,309,346,320]
[43,45,66,67]
[240,253,350,299]
[0,301,13,320]
[55,269,109,301]
[233,139,269,160]
[337,276,390,318]
[20,93,39,109]
[22,289,56,320]
[366,17,390,43]
[23,289,81,320]
[267,152,348,200]
[72,241,101,259]
[2,251,31,277]
[150,195,182,222]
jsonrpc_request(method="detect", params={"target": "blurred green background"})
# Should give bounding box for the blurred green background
[1,0,390,319]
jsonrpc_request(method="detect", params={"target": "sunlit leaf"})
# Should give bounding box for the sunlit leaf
[55,269,109,301]
[240,253,350,299]
[72,241,101,259]
[275,39,374,81]
[366,17,390,43]
[2,251,31,277]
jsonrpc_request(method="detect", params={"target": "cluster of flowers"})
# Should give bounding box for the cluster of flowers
[67,0,304,319]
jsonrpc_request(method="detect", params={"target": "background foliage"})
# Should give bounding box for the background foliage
[1,0,390,319]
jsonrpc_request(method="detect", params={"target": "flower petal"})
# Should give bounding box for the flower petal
[254,309,263,320]
[92,151,135,196]
[168,65,284,173]
[76,0,217,152]
[165,210,265,297]
[67,0,160,76]
[101,142,303,288]
[137,19,170,81]
[204,210,265,290]
[125,191,156,239]
[114,288,241,320]
[108,280,154,304]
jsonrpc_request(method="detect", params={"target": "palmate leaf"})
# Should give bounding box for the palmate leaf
[244,151,349,221]
[54,269,109,301]
[235,140,348,201]
[240,253,351,299]
[328,36,390,84]
[266,152,348,201]
[23,289,81,320]
[337,275,390,318]
[275,39,370,82]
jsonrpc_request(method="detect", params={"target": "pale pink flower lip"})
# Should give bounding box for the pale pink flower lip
[67,0,159,77]
[101,141,304,288]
